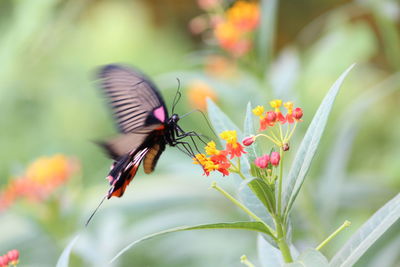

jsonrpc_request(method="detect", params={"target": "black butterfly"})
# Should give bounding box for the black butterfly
[97,64,203,199]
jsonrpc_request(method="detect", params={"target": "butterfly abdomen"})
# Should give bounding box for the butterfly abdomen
[143,143,165,174]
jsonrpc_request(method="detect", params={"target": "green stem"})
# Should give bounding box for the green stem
[274,215,293,263]
[211,182,277,237]
[277,147,284,215]
[316,220,351,251]
[240,255,255,267]
[255,133,280,146]
[285,122,298,143]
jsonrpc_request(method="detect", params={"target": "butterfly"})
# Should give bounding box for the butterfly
[97,64,203,200]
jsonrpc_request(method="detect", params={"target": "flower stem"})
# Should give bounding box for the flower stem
[274,215,293,263]
[255,133,281,146]
[277,147,284,215]
[240,255,255,267]
[316,220,351,251]
[210,182,277,237]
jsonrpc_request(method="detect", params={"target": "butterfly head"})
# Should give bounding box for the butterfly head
[169,114,180,124]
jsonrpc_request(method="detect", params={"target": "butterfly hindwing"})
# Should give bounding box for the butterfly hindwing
[99,64,169,134]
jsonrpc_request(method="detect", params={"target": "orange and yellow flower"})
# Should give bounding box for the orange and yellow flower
[187,80,217,110]
[226,1,260,31]
[219,130,246,159]
[213,1,260,57]
[0,155,78,211]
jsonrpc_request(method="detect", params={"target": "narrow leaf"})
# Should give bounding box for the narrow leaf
[207,99,242,137]
[243,102,262,163]
[246,178,275,214]
[285,248,329,267]
[56,235,80,267]
[283,65,355,219]
[330,193,400,267]
[111,221,271,263]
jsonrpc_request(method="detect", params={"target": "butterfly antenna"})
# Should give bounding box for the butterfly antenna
[180,109,217,138]
[85,195,107,227]
[171,78,182,114]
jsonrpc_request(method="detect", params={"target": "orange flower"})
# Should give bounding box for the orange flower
[0,155,78,211]
[204,55,237,78]
[219,130,246,159]
[226,1,260,31]
[187,80,217,110]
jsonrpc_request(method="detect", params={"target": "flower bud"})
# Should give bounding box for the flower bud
[7,249,19,264]
[255,154,269,169]
[242,136,255,146]
[266,111,277,122]
[283,143,290,151]
[0,255,9,267]
[270,152,280,166]
[293,107,303,120]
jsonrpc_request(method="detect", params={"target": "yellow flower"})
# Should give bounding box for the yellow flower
[219,130,237,145]
[252,105,264,117]
[193,154,209,165]
[270,99,282,112]
[226,1,260,31]
[26,155,70,185]
[284,101,293,114]
[205,141,220,156]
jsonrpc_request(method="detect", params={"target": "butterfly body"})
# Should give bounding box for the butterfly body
[97,64,191,199]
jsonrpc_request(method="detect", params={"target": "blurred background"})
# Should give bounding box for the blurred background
[0,0,399,266]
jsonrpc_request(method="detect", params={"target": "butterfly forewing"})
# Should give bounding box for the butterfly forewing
[99,65,168,133]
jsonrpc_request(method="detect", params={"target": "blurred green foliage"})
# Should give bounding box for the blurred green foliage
[0,0,399,266]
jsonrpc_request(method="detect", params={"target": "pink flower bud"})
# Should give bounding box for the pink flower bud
[7,249,19,263]
[270,152,280,166]
[255,154,270,169]
[242,136,255,146]
[0,255,9,267]
[293,107,303,120]
[266,111,277,122]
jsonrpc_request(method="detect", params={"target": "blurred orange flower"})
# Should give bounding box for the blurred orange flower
[204,55,237,78]
[226,1,260,31]
[213,1,260,57]
[0,154,78,211]
[187,80,217,110]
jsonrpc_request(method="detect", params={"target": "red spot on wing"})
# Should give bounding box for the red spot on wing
[108,162,140,198]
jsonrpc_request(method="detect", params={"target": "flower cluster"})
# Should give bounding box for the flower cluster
[255,152,280,168]
[0,249,19,267]
[193,130,246,176]
[190,0,260,57]
[214,1,260,56]
[253,100,303,131]
[0,155,78,211]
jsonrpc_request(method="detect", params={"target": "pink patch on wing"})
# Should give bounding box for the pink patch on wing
[153,106,166,122]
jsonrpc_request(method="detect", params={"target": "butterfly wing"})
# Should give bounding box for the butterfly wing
[98,64,169,134]
[106,135,166,198]
[98,64,170,198]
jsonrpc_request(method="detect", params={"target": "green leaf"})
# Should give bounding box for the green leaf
[285,248,329,267]
[246,178,275,214]
[110,221,271,263]
[56,235,80,267]
[330,193,400,267]
[207,98,242,137]
[318,72,400,221]
[257,0,278,71]
[243,102,262,163]
[282,65,355,219]
[258,234,283,266]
